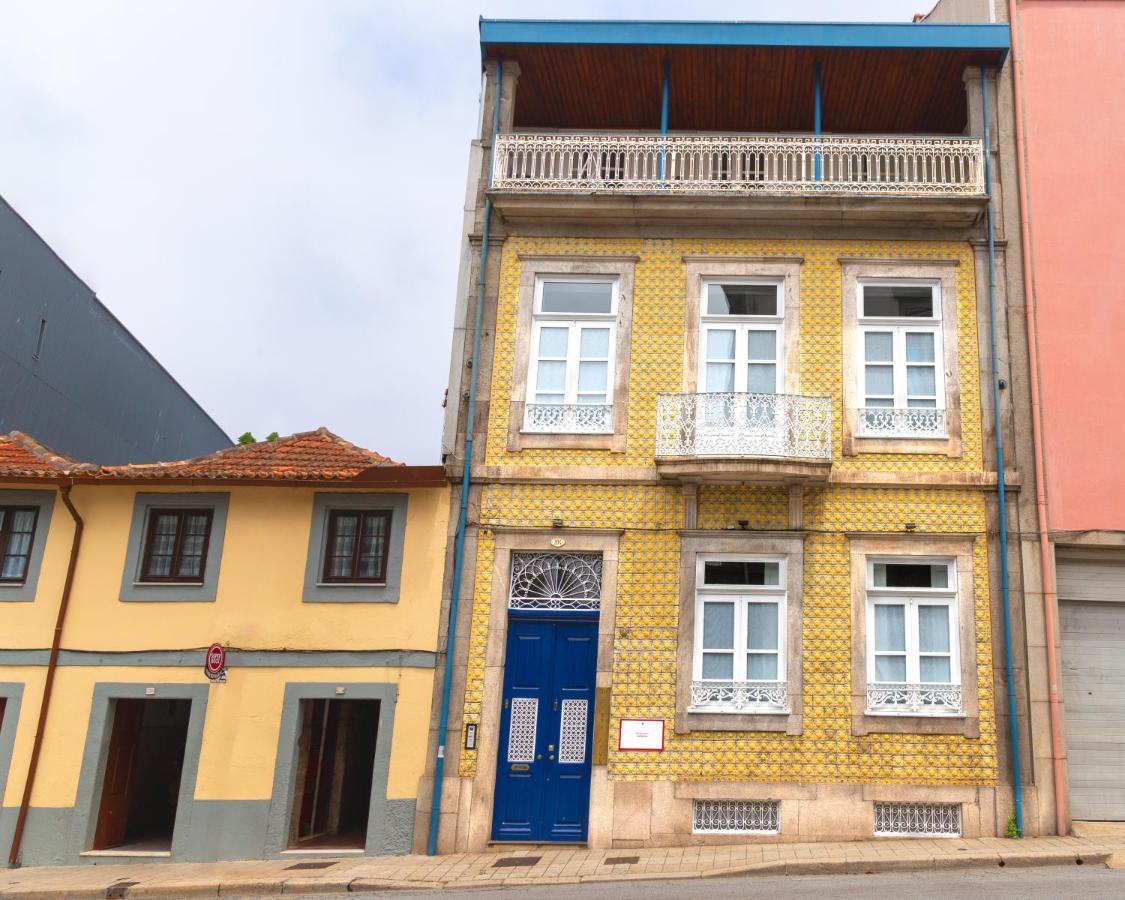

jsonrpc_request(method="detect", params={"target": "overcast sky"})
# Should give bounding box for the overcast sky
[0,0,927,463]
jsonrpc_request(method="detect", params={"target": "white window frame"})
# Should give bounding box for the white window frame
[691,554,788,714]
[524,275,618,432]
[856,280,946,436]
[698,279,785,395]
[865,556,961,717]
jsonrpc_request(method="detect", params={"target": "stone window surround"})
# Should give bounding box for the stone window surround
[848,534,980,737]
[462,527,621,851]
[506,255,636,452]
[840,258,964,457]
[0,489,55,602]
[302,492,408,603]
[676,531,805,735]
[681,256,803,395]
[119,493,229,602]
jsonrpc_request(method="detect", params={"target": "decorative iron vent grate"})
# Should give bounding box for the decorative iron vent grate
[692,799,780,835]
[873,802,962,837]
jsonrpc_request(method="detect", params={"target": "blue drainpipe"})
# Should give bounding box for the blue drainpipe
[981,65,1023,838]
[427,55,503,857]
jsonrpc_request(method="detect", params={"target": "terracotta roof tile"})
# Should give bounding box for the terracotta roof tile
[0,432,82,478]
[95,428,402,481]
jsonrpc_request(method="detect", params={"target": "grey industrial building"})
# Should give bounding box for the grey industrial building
[0,196,229,464]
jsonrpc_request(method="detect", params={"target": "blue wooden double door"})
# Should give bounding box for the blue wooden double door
[492,615,598,842]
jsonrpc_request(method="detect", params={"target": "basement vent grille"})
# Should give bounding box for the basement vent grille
[692,799,780,835]
[873,802,962,837]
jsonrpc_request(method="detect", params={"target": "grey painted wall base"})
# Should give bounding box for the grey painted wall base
[0,678,417,867]
[1,799,416,867]
[1,806,74,868]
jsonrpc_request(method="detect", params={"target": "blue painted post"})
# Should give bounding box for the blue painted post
[659,59,670,183]
[814,61,822,181]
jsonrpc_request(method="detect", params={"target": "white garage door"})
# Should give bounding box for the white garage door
[1059,554,1125,821]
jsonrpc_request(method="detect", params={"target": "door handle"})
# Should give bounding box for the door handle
[549,755,555,761]
[537,754,542,760]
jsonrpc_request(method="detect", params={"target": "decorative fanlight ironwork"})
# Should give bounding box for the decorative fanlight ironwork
[509,552,602,611]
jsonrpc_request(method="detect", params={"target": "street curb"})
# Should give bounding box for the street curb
[0,849,1115,897]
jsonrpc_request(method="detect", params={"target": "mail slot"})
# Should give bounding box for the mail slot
[511,764,530,771]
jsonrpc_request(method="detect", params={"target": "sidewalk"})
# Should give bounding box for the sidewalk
[1,835,1122,898]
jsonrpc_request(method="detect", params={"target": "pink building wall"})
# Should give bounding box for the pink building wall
[1020,0,1125,532]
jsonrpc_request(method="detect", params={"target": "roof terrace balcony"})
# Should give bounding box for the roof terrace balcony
[492,132,984,198]
[488,131,987,228]
[480,19,1009,230]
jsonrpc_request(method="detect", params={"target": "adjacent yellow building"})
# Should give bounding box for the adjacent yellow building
[0,429,448,865]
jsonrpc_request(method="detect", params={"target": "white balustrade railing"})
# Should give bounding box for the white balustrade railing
[522,402,613,434]
[690,680,789,713]
[858,406,947,438]
[866,682,963,715]
[492,133,984,197]
[655,392,832,461]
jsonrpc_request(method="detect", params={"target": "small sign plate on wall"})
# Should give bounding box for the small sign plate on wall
[465,722,478,750]
[204,643,227,683]
[618,718,664,752]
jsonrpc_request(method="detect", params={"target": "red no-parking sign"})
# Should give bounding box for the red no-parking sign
[205,643,227,682]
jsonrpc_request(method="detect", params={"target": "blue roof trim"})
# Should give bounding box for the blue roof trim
[479,19,1010,54]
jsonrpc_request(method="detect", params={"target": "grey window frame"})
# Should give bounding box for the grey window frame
[302,493,408,603]
[0,490,55,602]
[119,493,229,602]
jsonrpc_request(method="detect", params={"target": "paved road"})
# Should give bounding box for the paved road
[312,863,1125,899]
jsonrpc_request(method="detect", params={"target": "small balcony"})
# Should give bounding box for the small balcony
[690,679,789,714]
[857,406,947,439]
[521,402,613,435]
[866,682,963,716]
[654,392,833,483]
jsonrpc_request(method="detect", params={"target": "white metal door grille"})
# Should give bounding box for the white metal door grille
[692,799,780,834]
[873,802,961,837]
[558,699,588,764]
[506,697,538,763]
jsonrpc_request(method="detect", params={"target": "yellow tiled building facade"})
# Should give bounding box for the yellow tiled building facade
[446,236,1000,846]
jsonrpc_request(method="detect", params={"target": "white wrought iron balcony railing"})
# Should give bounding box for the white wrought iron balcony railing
[866,682,963,715]
[522,402,614,434]
[857,406,947,439]
[492,133,985,197]
[655,392,832,461]
[690,680,789,713]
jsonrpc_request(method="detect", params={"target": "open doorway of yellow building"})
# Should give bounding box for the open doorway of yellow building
[289,698,379,850]
[92,698,190,852]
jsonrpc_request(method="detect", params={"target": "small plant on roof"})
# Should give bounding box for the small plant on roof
[237,432,256,445]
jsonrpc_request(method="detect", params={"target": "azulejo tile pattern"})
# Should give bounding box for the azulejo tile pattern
[485,236,981,472]
[459,236,995,787]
